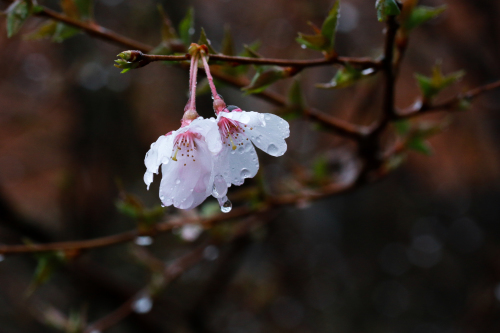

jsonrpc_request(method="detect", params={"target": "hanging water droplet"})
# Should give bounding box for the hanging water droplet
[203,245,219,261]
[240,168,251,178]
[267,144,278,155]
[161,204,165,208]
[132,295,153,314]
[218,196,232,213]
[135,236,153,246]
[175,179,181,184]
[188,27,195,35]
[212,175,227,198]
[0,254,5,262]
[89,330,101,333]
[301,44,306,49]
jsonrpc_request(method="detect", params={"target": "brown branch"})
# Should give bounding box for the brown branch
[399,79,500,119]
[13,3,369,140]
[84,242,208,333]
[138,52,380,68]
[38,7,154,52]
[0,207,250,254]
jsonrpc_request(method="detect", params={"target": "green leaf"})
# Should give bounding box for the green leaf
[313,155,329,182]
[243,67,287,94]
[26,251,66,296]
[296,32,327,51]
[114,58,139,73]
[404,5,446,31]
[197,28,217,54]
[316,65,374,89]
[240,41,261,58]
[407,137,432,155]
[178,7,194,46]
[415,63,465,100]
[74,0,93,20]
[23,20,57,40]
[52,22,80,42]
[321,0,340,51]
[158,5,178,41]
[394,120,410,135]
[288,78,305,107]
[6,0,33,38]
[282,78,306,121]
[376,0,401,22]
[221,24,234,56]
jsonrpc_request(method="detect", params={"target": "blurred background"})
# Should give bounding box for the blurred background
[1,0,500,332]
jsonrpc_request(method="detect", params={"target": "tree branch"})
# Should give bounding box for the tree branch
[133,52,380,69]
[399,79,500,118]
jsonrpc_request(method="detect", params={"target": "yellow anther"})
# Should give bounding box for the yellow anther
[228,133,237,150]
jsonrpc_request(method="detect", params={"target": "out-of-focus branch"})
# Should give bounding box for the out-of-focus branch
[0,206,251,254]
[38,7,153,52]
[399,79,500,118]
[83,242,208,333]
[85,215,264,333]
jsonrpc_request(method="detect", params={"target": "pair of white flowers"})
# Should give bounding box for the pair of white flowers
[143,48,289,212]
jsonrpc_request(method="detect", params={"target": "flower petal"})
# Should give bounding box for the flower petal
[217,133,259,186]
[189,118,222,154]
[159,135,213,209]
[144,134,174,174]
[220,111,265,128]
[248,113,289,156]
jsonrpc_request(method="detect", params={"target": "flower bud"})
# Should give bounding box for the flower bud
[213,97,227,114]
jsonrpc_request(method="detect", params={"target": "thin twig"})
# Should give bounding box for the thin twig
[12,2,369,139]
[399,79,500,118]
[141,52,380,68]
[84,242,208,333]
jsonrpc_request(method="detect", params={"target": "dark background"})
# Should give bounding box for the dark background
[1,0,500,332]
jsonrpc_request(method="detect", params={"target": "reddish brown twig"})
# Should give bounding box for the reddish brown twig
[138,52,380,69]
[399,79,500,118]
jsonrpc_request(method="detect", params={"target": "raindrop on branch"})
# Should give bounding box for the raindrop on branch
[203,245,219,261]
[134,236,153,246]
[132,295,153,314]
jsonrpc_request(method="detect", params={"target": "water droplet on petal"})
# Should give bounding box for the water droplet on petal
[135,236,153,246]
[132,295,153,314]
[175,179,181,184]
[218,196,232,213]
[265,115,271,120]
[267,144,278,155]
[256,135,262,143]
[240,168,251,178]
[203,245,219,261]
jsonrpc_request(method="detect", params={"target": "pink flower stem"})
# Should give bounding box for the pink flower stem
[200,53,218,98]
[201,53,226,114]
[186,53,199,112]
